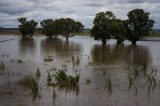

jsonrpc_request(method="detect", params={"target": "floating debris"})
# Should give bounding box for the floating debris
[16,59,23,63]
[44,57,54,62]
[85,79,91,84]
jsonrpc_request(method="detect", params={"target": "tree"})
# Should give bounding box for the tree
[59,18,84,41]
[18,17,38,38]
[110,19,127,44]
[40,18,83,40]
[40,19,55,38]
[90,11,116,44]
[126,9,154,44]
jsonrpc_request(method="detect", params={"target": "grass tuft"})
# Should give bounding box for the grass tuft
[0,61,5,70]
[47,69,79,93]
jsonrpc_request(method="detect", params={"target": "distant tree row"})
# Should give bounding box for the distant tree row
[90,9,155,44]
[18,17,83,41]
[18,9,154,44]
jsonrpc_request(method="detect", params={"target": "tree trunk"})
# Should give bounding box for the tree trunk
[23,34,26,38]
[117,40,122,44]
[66,36,69,41]
[131,40,137,45]
[102,39,106,45]
[49,35,52,39]
[117,39,124,44]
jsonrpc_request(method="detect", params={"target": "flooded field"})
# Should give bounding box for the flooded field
[0,35,160,106]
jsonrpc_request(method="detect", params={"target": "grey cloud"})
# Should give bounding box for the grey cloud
[61,10,75,14]
[85,3,104,7]
[0,6,31,15]
[0,0,159,28]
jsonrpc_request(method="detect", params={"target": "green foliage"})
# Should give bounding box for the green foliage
[90,11,116,44]
[47,71,52,86]
[18,17,38,38]
[47,69,79,91]
[110,19,126,43]
[58,18,84,41]
[40,18,83,40]
[90,9,155,44]
[40,19,60,38]
[125,9,155,44]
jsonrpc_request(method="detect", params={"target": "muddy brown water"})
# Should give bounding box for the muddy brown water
[0,35,160,106]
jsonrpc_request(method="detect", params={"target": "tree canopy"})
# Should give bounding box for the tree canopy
[126,9,155,44]
[40,18,83,40]
[18,17,38,38]
[90,9,155,44]
[17,9,154,44]
[90,11,116,44]
[110,19,127,43]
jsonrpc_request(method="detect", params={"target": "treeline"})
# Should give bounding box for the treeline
[18,18,83,41]
[18,8,155,44]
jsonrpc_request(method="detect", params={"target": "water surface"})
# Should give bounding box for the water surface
[0,35,160,106]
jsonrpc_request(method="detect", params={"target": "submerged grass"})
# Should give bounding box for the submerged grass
[53,69,79,88]
[85,78,91,84]
[47,69,79,94]
[102,68,112,95]
[125,64,160,97]
[72,56,80,66]
[35,67,41,80]
[128,75,133,90]
[0,61,5,70]
[17,68,41,100]
[105,77,112,95]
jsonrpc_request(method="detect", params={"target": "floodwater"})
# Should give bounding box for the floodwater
[0,35,160,106]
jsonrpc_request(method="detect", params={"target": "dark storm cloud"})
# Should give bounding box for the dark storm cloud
[0,0,159,28]
[0,6,31,15]
[85,3,104,7]
[128,0,160,3]
[0,0,33,15]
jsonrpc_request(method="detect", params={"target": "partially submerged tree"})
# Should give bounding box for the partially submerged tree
[18,17,38,38]
[59,18,84,41]
[40,19,55,38]
[125,9,154,44]
[111,19,127,44]
[90,11,116,44]
[40,18,83,40]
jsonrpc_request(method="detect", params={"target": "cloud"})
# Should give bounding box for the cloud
[0,0,159,28]
[85,3,104,7]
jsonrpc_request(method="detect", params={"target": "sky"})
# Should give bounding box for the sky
[0,0,159,28]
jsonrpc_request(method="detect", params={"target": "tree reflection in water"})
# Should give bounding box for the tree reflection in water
[18,37,36,59]
[40,38,82,58]
[91,44,159,97]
